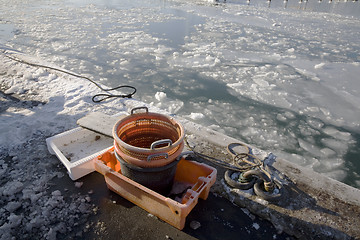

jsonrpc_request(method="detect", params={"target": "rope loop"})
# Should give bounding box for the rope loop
[91,85,136,103]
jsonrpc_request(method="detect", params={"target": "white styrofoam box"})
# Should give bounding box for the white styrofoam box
[46,127,113,180]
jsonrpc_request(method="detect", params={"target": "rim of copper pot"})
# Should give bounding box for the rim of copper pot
[114,140,185,168]
[112,110,185,154]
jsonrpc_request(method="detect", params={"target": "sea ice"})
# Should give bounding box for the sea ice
[188,112,205,120]
[1,1,360,237]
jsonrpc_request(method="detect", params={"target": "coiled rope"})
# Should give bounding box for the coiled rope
[185,136,280,195]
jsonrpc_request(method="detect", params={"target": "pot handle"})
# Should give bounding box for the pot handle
[147,153,169,162]
[150,139,173,149]
[131,106,148,115]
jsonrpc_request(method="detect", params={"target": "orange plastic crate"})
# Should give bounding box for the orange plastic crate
[93,148,217,230]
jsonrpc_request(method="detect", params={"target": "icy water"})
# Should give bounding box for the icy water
[1,0,360,188]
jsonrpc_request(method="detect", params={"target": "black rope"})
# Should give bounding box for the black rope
[91,85,136,103]
[184,136,244,171]
[3,52,137,103]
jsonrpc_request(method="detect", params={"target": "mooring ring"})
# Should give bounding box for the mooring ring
[253,179,284,202]
[224,170,256,190]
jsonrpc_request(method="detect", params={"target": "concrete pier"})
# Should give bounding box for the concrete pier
[183,119,360,239]
[75,112,360,239]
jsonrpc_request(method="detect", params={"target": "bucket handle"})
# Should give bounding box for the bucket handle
[147,153,169,162]
[150,139,173,149]
[131,106,148,115]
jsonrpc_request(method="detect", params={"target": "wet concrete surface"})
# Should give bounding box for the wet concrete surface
[68,111,360,240]
[0,81,290,240]
[3,81,358,239]
[182,127,360,240]
[51,164,292,240]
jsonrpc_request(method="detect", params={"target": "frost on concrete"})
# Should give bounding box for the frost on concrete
[0,137,94,240]
[1,0,360,238]
[1,0,359,188]
[0,54,132,239]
